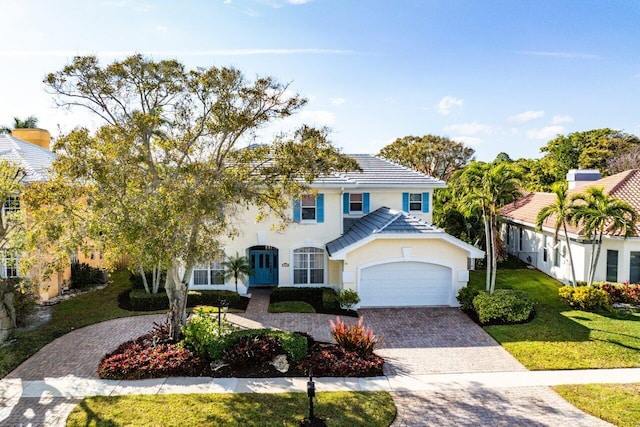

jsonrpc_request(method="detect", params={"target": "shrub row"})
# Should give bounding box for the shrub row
[270,287,356,316]
[298,344,385,377]
[558,286,609,311]
[126,289,249,311]
[595,282,640,305]
[70,262,108,290]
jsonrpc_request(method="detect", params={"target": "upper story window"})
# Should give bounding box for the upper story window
[301,196,317,221]
[1,252,19,278]
[293,194,324,223]
[3,196,20,214]
[343,192,370,215]
[402,192,430,213]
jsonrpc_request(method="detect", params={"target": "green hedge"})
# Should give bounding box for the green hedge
[456,287,480,312]
[473,289,535,325]
[127,290,249,312]
[270,287,353,316]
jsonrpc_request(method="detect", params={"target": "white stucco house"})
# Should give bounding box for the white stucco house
[193,154,484,307]
[500,169,640,285]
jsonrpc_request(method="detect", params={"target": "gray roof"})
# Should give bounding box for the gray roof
[0,134,56,182]
[326,206,442,255]
[315,154,446,188]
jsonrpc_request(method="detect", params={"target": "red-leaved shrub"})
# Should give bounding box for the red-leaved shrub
[330,316,382,355]
[598,282,640,305]
[222,335,283,368]
[298,344,384,377]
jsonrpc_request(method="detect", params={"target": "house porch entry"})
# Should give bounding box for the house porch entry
[248,246,278,286]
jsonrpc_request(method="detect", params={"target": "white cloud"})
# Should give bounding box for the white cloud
[551,115,574,124]
[436,96,463,115]
[451,136,483,146]
[156,25,168,34]
[288,0,313,3]
[443,122,492,135]
[223,0,232,3]
[299,110,335,126]
[517,51,601,60]
[526,125,565,139]
[508,110,544,124]
[330,97,346,105]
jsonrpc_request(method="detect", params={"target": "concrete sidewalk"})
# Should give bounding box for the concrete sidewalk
[2,368,640,399]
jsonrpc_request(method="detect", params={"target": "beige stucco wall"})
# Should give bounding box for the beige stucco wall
[340,237,470,306]
[343,189,433,224]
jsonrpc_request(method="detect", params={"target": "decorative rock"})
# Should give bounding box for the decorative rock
[271,354,290,373]
[211,360,227,371]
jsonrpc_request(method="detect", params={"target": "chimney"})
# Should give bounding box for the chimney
[566,169,601,189]
[11,128,51,150]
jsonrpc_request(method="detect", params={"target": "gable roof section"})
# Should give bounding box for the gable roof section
[0,134,56,182]
[500,169,640,237]
[315,154,446,188]
[326,206,484,259]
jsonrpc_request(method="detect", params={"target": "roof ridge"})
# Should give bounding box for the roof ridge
[373,210,402,233]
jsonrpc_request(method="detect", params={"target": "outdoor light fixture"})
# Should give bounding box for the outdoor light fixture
[301,371,326,426]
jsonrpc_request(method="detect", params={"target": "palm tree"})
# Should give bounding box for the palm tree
[536,182,578,286]
[570,186,638,286]
[222,252,251,294]
[458,162,522,294]
[13,116,38,129]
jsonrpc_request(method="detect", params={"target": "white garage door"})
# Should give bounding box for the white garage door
[359,261,452,307]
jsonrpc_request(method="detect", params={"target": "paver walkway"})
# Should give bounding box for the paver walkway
[0,291,633,426]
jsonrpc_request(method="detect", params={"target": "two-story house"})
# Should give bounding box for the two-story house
[192,154,484,307]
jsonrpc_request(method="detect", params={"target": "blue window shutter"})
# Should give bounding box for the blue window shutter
[343,193,349,214]
[422,192,430,213]
[402,192,409,212]
[317,194,324,223]
[363,192,370,214]
[293,199,301,222]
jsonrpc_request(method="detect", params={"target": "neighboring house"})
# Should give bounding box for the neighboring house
[500,169,640,285]
[0,130,102,300]
[196,154,484,308]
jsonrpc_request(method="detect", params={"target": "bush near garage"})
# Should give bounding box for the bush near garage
[270,287,357,316]
[558,286,609,311]
[456,286,480,312]
[472,289,535,325]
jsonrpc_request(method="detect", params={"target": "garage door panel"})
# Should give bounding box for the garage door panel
[359,261,451,307]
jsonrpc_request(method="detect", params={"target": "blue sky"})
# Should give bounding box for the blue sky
[1,0,639,161]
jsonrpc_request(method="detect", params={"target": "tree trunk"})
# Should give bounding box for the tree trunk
[489,215,497,295]
[589,231,604,286]
[562,222,578,286]
[152,262,161,294]
[483,212,491,292]
[138,265,151,294]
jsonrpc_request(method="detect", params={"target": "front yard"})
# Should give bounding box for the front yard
[469,269,640,370]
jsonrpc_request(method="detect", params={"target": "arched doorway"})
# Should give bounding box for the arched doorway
[248,245,278,286]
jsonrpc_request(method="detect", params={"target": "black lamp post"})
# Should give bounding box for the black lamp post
[217,298,229,328]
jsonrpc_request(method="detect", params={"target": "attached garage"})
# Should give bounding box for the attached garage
[359,261,452,307]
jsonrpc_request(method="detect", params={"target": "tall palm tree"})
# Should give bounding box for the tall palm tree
[570,186,638,286]
[458,162,522,294]
[536,182,578,286]
[222,252,251,294]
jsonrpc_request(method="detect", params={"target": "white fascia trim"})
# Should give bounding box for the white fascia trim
[310,183,447,189]
[328,232,485,260]
[502,216,584,241]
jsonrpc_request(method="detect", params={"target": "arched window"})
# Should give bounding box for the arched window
[293,247,325,285]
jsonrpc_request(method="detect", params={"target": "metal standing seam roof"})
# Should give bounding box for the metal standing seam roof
[0,134,56,182]
[326,206,443,255]
[315,154,447,188]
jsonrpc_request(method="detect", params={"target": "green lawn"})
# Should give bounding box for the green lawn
[554,383,640,427]
[0,270,164,378]
[269,301,316,313]
[66,392,396,427]
[469,269,640,370]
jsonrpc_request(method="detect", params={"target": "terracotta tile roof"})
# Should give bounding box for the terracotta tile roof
[500,169,640,237]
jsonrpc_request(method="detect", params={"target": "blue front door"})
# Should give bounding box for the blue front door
[249,249,278,286]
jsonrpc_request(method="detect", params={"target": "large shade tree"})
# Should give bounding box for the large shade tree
[569,187,638,286]
[27,55,358,340]
[378,135,475,181]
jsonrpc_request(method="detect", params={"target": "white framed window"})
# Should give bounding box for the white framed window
[1,252,19,278]
[193,256,225,286]
[3,196,20,214]
[409,193,422,212]
[293,247,325,285]
[301,196,317,221]
[349,193,363,213]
